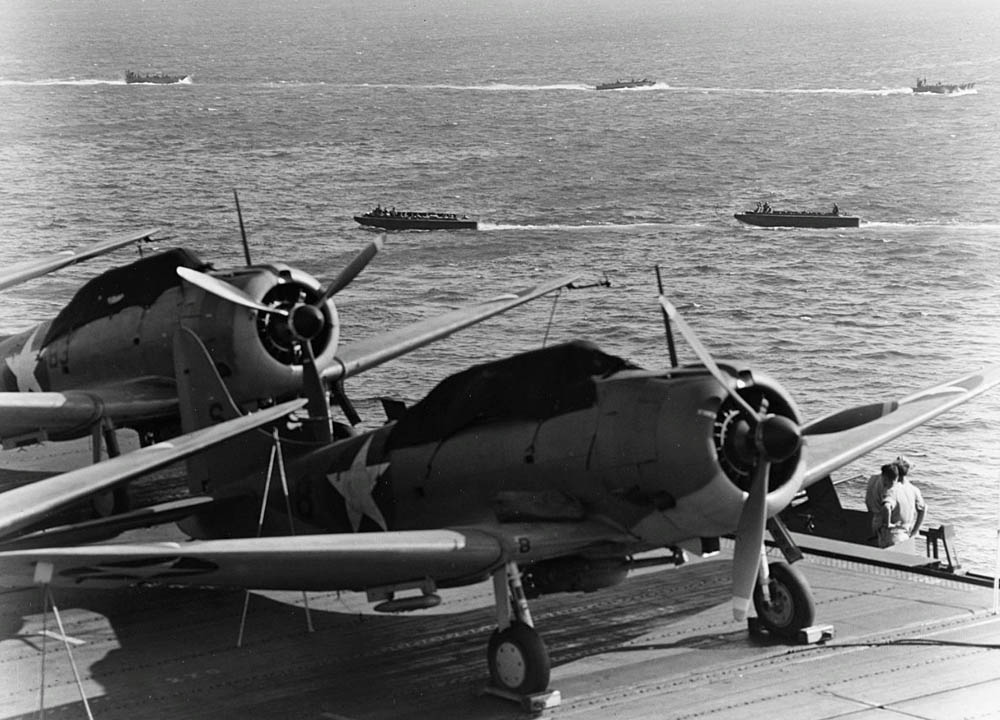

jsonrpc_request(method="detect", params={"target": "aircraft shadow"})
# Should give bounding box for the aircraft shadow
[2,559,738,719]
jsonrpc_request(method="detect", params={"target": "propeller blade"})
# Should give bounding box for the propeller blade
[177,267,289,317]
[731,456,770,621]
[299,340,333,444]
[658,297,760,421]
[319,235,384,302]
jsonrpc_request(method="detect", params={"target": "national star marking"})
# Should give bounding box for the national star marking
[326,436,389,531]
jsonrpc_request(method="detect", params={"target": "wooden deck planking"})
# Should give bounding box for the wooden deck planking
[2,542,999,719]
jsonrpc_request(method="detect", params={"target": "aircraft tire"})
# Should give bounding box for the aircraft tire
[752,561,815,638]
[487,621,550,694]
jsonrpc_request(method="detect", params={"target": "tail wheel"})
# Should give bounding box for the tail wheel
[752,561,815,638]
[487,621,550,694]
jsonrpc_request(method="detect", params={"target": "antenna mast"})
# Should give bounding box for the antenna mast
[234,189,252,266]
[655,264,679,367]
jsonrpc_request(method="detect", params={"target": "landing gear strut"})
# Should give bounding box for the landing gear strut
[485,561,553,699]
[89,417,130,517]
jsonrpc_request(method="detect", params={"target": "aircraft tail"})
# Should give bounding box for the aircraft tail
[172,327,275,537]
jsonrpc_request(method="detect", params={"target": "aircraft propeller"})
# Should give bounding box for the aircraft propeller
[177,235,384,441]
[320,237,383,300]
[658,297,802,620]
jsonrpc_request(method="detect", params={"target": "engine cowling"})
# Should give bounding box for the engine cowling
[200,263,340,405]
[710,366,802,495]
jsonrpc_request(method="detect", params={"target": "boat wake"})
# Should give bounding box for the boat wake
[0,76,192,86]
[479,221,690,231]
[684,86,917,96]
[356,82,672,92]
[351,83,929,96]
[787,86,915,96]
[361,82,594,92]
[863,220,1000,231]
[0,78,122,86]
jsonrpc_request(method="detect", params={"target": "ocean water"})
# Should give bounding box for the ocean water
[1,0,1000,570]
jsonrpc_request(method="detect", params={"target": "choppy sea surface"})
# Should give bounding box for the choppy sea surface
[1,0,1000,570]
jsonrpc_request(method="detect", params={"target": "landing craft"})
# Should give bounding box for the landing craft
[1,297,997,699]
[0,229,579,459]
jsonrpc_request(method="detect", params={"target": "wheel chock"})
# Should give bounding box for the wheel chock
[746,617,834,645]
[797,624,835,644]
[482,685,562,714]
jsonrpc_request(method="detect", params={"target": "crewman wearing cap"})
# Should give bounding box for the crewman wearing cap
[886,455,926,551]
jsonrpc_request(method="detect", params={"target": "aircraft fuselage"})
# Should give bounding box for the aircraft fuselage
[188,342,806,553]
[0,249,337,442]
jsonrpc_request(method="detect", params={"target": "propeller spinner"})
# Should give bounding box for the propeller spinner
[658,297,803,620]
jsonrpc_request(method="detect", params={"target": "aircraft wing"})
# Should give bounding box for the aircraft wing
[0,398,305,541]
[0,228,160,292]
[0,520,630,591]
[0,381,180,449]
[801,366,1000,486]
[325,274,580,381]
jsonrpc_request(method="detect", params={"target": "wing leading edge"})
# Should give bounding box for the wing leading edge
[326,273,580,381]
[0,520,631,591]
[0,530,505,590]
[0,228,160,292]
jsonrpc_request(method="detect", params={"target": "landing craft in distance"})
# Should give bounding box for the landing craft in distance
[1,296,997,699]
[0,229,580,460]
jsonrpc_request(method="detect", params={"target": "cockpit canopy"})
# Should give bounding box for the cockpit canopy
[44,249,210,345]
[389,341,638,448]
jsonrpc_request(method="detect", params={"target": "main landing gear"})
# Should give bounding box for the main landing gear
[483,561,561,712]
[750,560,830,643]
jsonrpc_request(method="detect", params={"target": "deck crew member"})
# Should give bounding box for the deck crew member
[886,456,926,552]
[865,463,897,547]
[867,459,927,551]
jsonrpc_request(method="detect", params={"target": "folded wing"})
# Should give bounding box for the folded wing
[0,398,305,541]
[326,274,579,381]
[802,366,1000,485]
[0,228,160,292]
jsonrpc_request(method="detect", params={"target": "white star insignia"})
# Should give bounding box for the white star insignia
[5,326,43,392]
[326,436,389,531]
